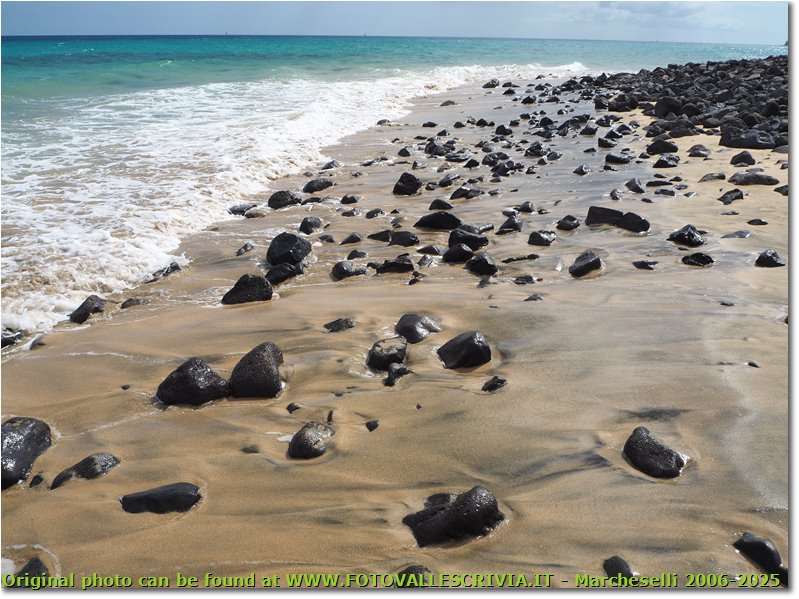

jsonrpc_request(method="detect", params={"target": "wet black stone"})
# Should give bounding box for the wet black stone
[633,260,658,270]
[385,362,412,386]
[298,216,323,235]
[367,337,407,371]
[229,342,284,399]
[68,295,106,324]
[265,262,304,285]
[51,452,120,490]
[235,242,255,257]
[394,565,432,588]
[288,422,335,459]
[755,249,785,267]
[121,482,201,514]
[365,420,379,432]
[266,232,312,266]
[339,232,362,245]
[414,211,462,231]
[667,224,704,247]
[155,357,228,406]
[720,127,776,150]
[324,318,356,333]
[646,139,678,155]
[443,243,474,263]
[682,252,714,267]
[437,331,491,369]
[450,184,482,200]
[10,557,49,585]
[1,329,21,348]
[429,199,453,210]
[449,228,488,250]
[623,426,685,478]
[569,250,603,277]
[598,137,617,148]
[517,201,535,213]
[605,152,633,165]
[617,212,650,233]
[748,218,768,226]
[573,164,591,175]
[368,229,393,242]
[390,231,420,247]
[774,184,788,196]
[302,178,333,194]
[268,190,302,210]
[496,215,522,234]
[699,172,726,183]
[718,189,744,205]
[625,178,646,193]
[527,230,557,246]
[730,151,756,166]
[653,153,679,168]
[286,402,302,413]
[688,144,711,158]
[733,532,788,586]
[393,172,423,195]
[729,172,780,186]
[2,417,52,490]
[556,215,580,231]
[396,314,441,344]
[603,556,634,578]
[585,206,623,226]
[331,260,367,280]
[347,250,367,260]
[221,274,273,305]
[376,254,415,274]
[482,376,507,393]
[402,486,504,547]
[365,208,385,219]
[418,245,445,256]
[466,253,498,277]
[721,230,750,239]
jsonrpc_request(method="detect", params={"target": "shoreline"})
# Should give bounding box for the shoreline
[2,56,788,584]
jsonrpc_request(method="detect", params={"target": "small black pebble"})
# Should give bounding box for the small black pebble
[748,361,759,368]
[286,402,301,413]
[241,445,260,454]
[365,420,379,432]
[720,301,735,306]
[416,404,422,409]
[121,384,131,390]
[29,474,44,487]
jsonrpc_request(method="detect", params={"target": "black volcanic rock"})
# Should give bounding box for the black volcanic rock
[265,262,304,285]
[443,244,473,263]
[331,260,367,280]
[755,249,785,267]
[229,342,284,398]
[557,215,580,231]
[437,331,491,369]
[667,224,704,247]
[730,151,756,166]
[288,422,335,459]
[466,253,499,277]
[393,172,423,195]
[617,212,650,233]
[302,178,333,193]
[395,314,441,344]
[449,228,488,250]
[623,426,685,478]
[268,190,302,209]
[156,357,229,406]
[221,274,273,305]
[69,295,106,324]
[733,532,788,586]
[527,230,557,246]
[402,486,504,546]
[324,318,356,333]
[299,215,323,234]
[568,250,603,277]
[375,254,415,274]
[646,139,678,155]
[2,417,51,490]
[367,337,407,371]
[51,452,120,490]
[585,206,623,226]
[266,232,312,266]
[682,252,714,267]
[415,211,462,230]
[603,556,635,578]
[121,482,201,514]
[729,172,780,186]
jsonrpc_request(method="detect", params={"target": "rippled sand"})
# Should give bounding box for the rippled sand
[2,80,788,586]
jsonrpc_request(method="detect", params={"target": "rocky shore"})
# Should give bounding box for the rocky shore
[2,55,788,586]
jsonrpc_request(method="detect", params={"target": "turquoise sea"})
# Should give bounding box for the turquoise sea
[0,36,788,334]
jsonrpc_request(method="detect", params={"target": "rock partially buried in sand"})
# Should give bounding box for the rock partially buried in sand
[385,362,411,387]
[51,452,120,489]
[367,337,407,372]
[393,565,432,588]
[682,252,714,267]
[755,249,785,267]
[324,318,356,333]
[667,224,704,247]
[402,486,505,547]
[229,342,284,399]
[2,417,52,490]
[466,253,498,277]
[302,178,333,193]
[733,532,788,586]
[331,260,367,280]
[299,215,323,234]
[288,422,335,459]
[221,274,273,304]
[527,230,557,247]
[375,254,415,274]
[266,262,304,285]
[266,232,312,266]
[603,556,635,577]
[268,190,302,210]
[10,557,49,585]
[482,376,507,393]
[393,172,423,196]
[68,295,106,324]
[120,482,201,514]
[414,211,462,230]
[156,357,229,406]
[569,250,603,278]
[623,426,685,479]
[437,331,491,369]
[395,314,441,344]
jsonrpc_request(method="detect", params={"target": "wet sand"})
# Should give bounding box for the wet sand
[2,77,788,586]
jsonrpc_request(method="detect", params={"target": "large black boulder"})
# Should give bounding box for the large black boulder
[667,224,704,247]
[395,314,441,344]
[69,295,106,324]
[623,426,685,478]
[733,532,788,586]
[268,190,302,210]
[288,422,335,459]
[402,486,504,547]
[266,232,312,266]
[437,331,491,369]
[221,274,273,304]
[393,172,423,195]
[51,452,120,489]
[156,357,229,406]
[302,178,333,194]
[568,250,603,278]
[2,417,52,490]
[120,482,201,514]
[367,337,407,371]
[229,342,284,398]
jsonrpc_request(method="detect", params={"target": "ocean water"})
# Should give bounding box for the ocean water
[0,35,787,334]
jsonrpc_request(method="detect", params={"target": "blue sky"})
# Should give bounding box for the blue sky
[1,1,789,45]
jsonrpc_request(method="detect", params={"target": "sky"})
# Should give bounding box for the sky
[0,1,789,45]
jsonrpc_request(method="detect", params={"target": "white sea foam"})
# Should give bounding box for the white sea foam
[1,61,588,334]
